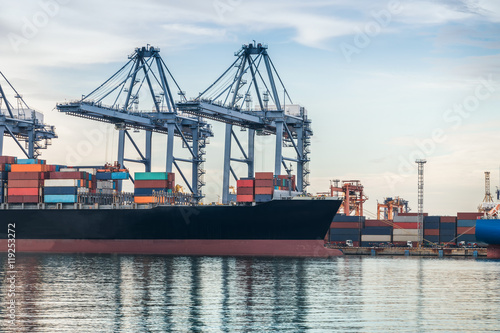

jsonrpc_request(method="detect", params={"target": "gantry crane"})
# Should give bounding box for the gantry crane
[0,71,57,158]
[56,46,213,201]
[177,42,312,204]
[328,180,368,216]
[377,197,409,220]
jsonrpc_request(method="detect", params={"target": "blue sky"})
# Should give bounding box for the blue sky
[1,0,500,215]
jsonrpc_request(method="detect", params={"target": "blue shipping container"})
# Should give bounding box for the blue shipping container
[361,227,393,235]
[330,228,360,235]
[440,222,456,230]
[424,216,440,223]
[17,158,38,164]
[96,172,112,180]
[424,235,440,243]
[255,194,272,203]
[0,171,8,180]
[333,214,365,222]
[329,234,361,242]
[44,187,78,195]
[440,235,456,243]
[44,195,78,203]
[0,182,3,204]
[111,172,129,180]
[457,219,476,227]
[424,221,440,229]
[457,234,477,243]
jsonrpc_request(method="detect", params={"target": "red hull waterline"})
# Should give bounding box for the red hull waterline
[487,245,500,259]
[0,239,344,258]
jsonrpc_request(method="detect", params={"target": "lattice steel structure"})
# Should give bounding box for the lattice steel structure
[416,159,427,246]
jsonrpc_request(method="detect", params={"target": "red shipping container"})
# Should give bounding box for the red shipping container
[0,156,16,164]
[365,220,391,227]
[424,229,440,236]
[7,180,41,188]
[330,222,361,229]
[134,180,169,188]
[7,195,39,203]
[440,216,457,223]
[393,222,418,229]
[255,187,273,195]
[8,172,43,180]
[236,195,253,202]
[457,212,482,220]
[255,172,274,180]
[237,187,254,195]
[168,172,175,182]
[457,227,475,235]
[255,179,273,187]
[237,179,254,188]
[8,187,39,196]
[49,171,84,179]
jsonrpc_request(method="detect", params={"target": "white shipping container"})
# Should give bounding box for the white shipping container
[361,235,392,242]
[60,168,78,172]
[393,229,419,236]
[44,179,80,187]
[393,235,420,242]
[393,216,419,223]
[97,180,114,189]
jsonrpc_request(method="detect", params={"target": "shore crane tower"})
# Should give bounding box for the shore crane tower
[415,159,427,246]
[0,71,57,158]
[177,42,312,204]
[57,46,213,201]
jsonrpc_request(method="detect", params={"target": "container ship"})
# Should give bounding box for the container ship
[0,157,343,258]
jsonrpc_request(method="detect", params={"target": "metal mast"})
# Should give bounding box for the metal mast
[416,159,427,246]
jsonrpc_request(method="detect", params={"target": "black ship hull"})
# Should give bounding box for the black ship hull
[0,199,343,257]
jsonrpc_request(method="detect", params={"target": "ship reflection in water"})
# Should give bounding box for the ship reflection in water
[1,255,500,332]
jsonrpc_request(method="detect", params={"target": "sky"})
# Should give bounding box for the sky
[1,0,500,216]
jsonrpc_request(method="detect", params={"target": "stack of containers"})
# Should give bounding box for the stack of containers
[328,214,363,246]
[0,156,16,203]
[134,172,174,204]
[8,159,51,203]
[236,178,254,203]
[274,175,296,191]
[457,212,482,244]
[254,172,273,202]
[439,216,457,244]
[423,216,440,244]
[95,169,129,193]
[361,220,393,246]
[392,213,428,246]
[44,170,90,203]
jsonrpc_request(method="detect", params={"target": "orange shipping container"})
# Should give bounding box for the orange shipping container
[10,164,48,172]
[134,196,154,204]
[8,187,39,196]
[424,229,440,236]
[255,172,273,180]
[255,187,273,195]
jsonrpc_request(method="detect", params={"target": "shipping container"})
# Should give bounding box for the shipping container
[10,164,48,172]
[255,194,272,203]
[236,195,253,202]
[236,179,254,188]
[17,158,44,164]
[135,172,169,181]
[8,180,41,188]
[423,221,440,229]
[393,216,419,223]
[329,233,360,242]
[49,171,85,179]
[111,172,129,180]
[96,172,112,180]
[457,212,483,220]
[0,156,16,164]
[255,187,273,195]
[255,179,273,187]
[0,182,4,204]
[134,180,170,188]
[0,164,11,172]
[8,187,40,196]
[393,229,419,236]
[456,234,476,243]
[364,220,391,227]
[134,196,154,204]
[45,179,81,187]
[7,195,39,203]
[361,235,391,242]
[440,216,457,223]
[393,222,418,229]
[44,187,79,195]
[456,219,477,227]
[440,222,456,231]
[457,227,475,235]
[424,216,440,223]
[329,228,360,236]
[440,235,456,243]
[424,229,439,236]
[330,222,361,229]
[396,213,429,217]
[361,227,393,235]
[255,172,273,180]
[393,235,420,242]
[44,195,78,203]
[0,171,8,180]
[8,172,44,180]
[424,235,440,243]
[332,214,364,222]
[236,187,254,195]
[134,188,168,196]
